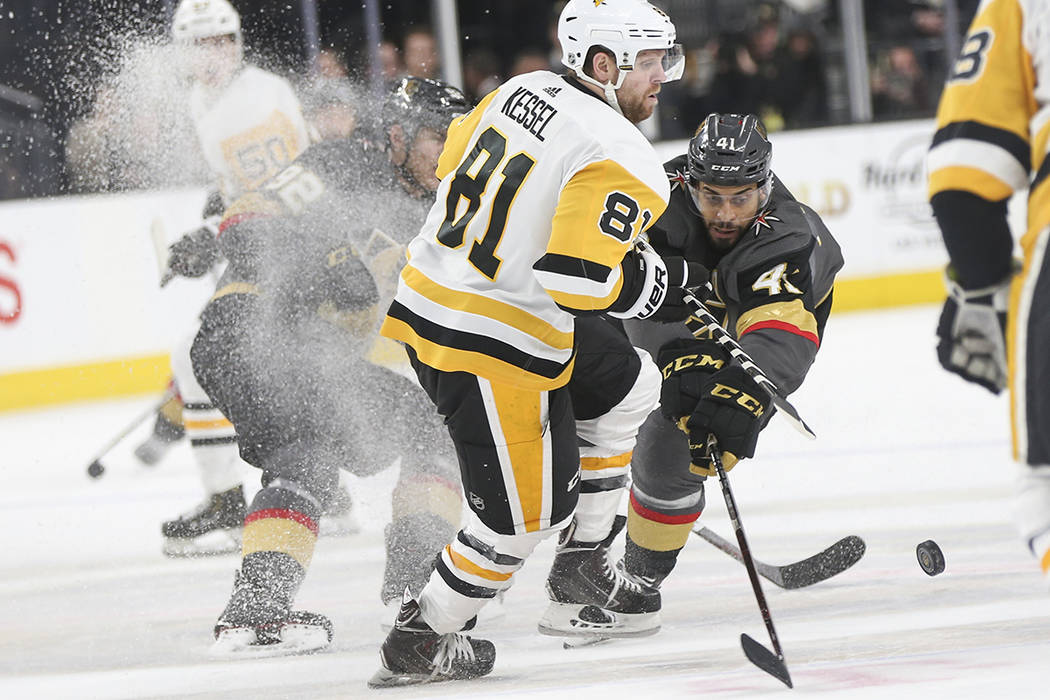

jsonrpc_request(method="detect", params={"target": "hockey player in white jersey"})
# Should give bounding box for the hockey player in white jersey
[370,0,707,687]
[138,0,332,556]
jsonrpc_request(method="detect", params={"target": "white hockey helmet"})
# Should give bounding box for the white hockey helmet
[171,0,242,44]
[558,0,685,88]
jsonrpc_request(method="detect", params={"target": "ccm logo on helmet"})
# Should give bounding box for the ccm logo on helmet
[711,164,741,171]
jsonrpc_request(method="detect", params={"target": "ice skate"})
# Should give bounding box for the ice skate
[161,484,245,557]
[369,593,495,687]
[537,516,661,639]
[210,569,332,658]
[318,485,360,537]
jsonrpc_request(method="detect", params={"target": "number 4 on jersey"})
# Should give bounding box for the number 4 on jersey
[752,262,803,296]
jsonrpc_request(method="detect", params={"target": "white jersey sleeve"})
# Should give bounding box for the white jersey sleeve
[190,65,313,203]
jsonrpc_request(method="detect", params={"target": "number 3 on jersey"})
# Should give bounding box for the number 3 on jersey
[437,127,536,280]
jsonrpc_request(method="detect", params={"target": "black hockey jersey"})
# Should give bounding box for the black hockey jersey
[626,153,843,394]
[213,139,430,338]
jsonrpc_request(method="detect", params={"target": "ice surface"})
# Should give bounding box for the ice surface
[2,304,1048,699]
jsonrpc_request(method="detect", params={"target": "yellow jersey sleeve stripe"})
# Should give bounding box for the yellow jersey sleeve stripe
[543,273,625,312]
[928,165,1018,202]
[928,131,1030,197]
[548,158,668,270]
[400,264,573,350]
[436,88,502,180]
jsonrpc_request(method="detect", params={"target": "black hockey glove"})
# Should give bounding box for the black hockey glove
[683,365,770,476]
[167,222,221,280]
[649,255,711,322]
[656,338,731,420]
[935,266,1010,394]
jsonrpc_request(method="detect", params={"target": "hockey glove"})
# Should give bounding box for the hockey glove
[650,256,710,322]
[657,338,731,420]
[167,220,222,280]
[682,365,770,476]
[609,239,708,320]
[935,266,1010,394]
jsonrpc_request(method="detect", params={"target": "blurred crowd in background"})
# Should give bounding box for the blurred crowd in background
[0,0,980,201]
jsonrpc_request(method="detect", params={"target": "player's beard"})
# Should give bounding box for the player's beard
[706,221,746,250]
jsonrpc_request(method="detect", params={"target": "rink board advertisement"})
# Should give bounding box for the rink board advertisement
[0,189,212,410]
[0,119,1027,410]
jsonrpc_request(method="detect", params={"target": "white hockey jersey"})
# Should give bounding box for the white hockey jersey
[190,65,312,202]
[380,71,670,390]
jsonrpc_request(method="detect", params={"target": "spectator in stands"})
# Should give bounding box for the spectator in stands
[462,48,501,103]
[775,28,828,128]
[302,50,358,142]
[509,48,550,77]
[871,44,930,119]
[377,39,403,82]
[402,26,439,80]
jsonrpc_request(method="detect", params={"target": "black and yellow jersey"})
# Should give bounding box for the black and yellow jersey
[928,0,1050,264]
[380,71,671,391]
[212,140,430,339]
[629,155,842,394]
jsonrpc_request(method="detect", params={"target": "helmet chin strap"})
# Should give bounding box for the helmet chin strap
[574,69,629,116]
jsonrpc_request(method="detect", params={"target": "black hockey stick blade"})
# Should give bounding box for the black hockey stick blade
[741,633,793,688]
[693,526,866,589]
[777,535,866,590]
[769,394,816,441]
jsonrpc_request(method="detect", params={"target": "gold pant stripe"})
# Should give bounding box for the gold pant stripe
[1041,547,1050,575]
[447,546,513,582]
[242,517,317,569]
[627,506,696,552]
[490,380,546,533]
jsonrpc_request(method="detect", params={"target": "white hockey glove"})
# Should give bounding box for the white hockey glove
[608,238,708,320]
[935,266,1010,394]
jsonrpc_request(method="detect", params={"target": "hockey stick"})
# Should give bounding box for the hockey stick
[681,289,815,440]
[150,217,175,287]
[709,436,792,688]
[85,387,176,479]
[693,525,865,589]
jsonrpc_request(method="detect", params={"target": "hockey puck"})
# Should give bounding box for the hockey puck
[87,460,106,479]
[916,540,945,576]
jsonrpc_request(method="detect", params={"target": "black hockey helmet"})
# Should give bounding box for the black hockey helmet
[687,113,772,188]
[382,76,471,137]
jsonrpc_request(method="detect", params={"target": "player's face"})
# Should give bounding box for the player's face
[189,35,240,87]
[405,127,447,194]
[691,181,762,250]
[616,49,669,124]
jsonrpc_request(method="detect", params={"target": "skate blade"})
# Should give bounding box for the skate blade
[163,530,241,558]
[367,666,435,688]
[537,602,660,639]
[209,625,330,659]
[562,635,613,649]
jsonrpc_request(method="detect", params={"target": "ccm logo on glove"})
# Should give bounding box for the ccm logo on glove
[661,352,725,379]
[709,383,766,417]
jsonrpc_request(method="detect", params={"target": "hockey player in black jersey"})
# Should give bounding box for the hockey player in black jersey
[188,77,474,656]
[605,114,844,628]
